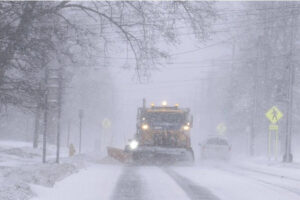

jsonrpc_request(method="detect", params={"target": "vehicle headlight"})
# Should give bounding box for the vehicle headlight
[142,124,149,130]
[129,140,139,150]
[183,125,190,131]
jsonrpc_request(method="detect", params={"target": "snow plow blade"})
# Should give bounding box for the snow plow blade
[132,147,194,165]
[107,147,131,163]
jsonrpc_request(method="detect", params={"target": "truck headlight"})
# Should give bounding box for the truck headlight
[129,140,139,150]
[183,125,190,131]
[142,124,149,130]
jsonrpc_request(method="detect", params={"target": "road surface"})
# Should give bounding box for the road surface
[31,161,300,200]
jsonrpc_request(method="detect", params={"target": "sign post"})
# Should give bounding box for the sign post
[265,106,283,160]
[79,109,84,153]
[100,118,112,154]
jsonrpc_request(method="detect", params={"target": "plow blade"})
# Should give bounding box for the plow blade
[132,147,194,165]
[107,146,131,163]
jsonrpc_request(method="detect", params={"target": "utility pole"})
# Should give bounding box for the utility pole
[33,83,43,149]
[56,66,62,164]
[284,55,294,163]
[42,67,49,164]
[250,38,261,157]
[67,121,71,146]
[283,7,297,163]
[47,66,61,162]
[250,79,258,156]
[33,104,40,148]
[79,109,83,153]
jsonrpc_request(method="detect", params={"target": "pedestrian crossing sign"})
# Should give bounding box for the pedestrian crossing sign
[216,123,227,135]
[265,106,283,124]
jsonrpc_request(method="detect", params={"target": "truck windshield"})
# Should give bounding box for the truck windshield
[145,112,185,129]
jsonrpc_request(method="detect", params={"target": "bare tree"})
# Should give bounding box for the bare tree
[223,2,300,157]
[0,1,217,108]
[0,1,217,158]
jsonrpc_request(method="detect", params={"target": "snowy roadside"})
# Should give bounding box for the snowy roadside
[177,158,300,200]
[31,164,122,200]
[0,141,91,200]
[232,157,300,180]
[197,155,300,180]
[173,164,300,200]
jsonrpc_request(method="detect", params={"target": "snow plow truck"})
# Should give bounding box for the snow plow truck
[107,99,194,164]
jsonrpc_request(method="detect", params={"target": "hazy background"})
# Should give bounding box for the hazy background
[1,1,299,161]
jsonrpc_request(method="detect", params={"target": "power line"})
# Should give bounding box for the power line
[67,4,300,27]
[57,6,300,47]
[112,76,230,90]
[63,16,299,60]
[64,52,289,71]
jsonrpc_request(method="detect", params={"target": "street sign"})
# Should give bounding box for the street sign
[265,106,282,161]
[269,124,278,131]
[265,106,283,124]
[102,118,111,129]
[216,123,227,135]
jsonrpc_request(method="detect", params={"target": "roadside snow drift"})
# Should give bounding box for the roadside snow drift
[31,165,122,200]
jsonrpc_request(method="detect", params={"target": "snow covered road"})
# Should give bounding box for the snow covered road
[173,163,300,200]
[31,162,300,200]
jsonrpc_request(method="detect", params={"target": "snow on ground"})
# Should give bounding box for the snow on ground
[0,140,86,200]
[31,165,186,200]
[2,140,300,200]
[31,164,122,200]
[28,159,300,200]
[235,157,300,179]
[141,166,189,200]
[173,161,300,200]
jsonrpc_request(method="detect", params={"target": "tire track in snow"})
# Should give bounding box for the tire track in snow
[233,165,300,182]
[110,166,147,200]
[164,168,221,200]
[213,166,300,196]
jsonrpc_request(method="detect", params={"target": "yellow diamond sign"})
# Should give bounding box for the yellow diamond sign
[216,123,227,135]
[265,106,283,124]
[102,118,111,129]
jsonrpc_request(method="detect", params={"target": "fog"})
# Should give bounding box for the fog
[1,1,300,200]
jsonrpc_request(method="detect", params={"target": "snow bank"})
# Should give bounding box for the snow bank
[0,141,86,200]
[234,157,300,180]
[31,165,122,200]
[0,162,79,200]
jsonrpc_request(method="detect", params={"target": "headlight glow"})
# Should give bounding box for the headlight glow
[183,125,190,131]
[129,140,139,150]
[142,124,149,130]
